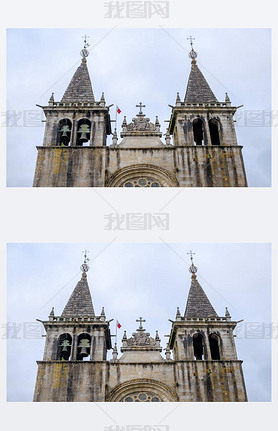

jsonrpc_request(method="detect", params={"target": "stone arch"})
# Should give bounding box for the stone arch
[192,117,205,145]
[106,164,179,187]
[106,378,179,402]
[57,333,72,360]
[193,333,205,360]
[209,333,221,360]
[209,118,221,145]
[76,332,91,360]
[76,118,91,146]
[57,118,72,146]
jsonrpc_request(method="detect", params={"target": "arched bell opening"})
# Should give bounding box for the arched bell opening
[57,119,72,146]
[193,118,204,145]
[76,119,91,146]
[193,333,205,360]
[57,333,72,360]
[209,119,221,146]
[209,334,221,360]
[77,333,91,360]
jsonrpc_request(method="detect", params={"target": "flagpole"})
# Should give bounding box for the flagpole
[115,106,118,133]
[115,320,118,347]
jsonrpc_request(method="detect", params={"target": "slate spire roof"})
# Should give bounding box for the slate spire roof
[184,273,218,318]
[61,58,95,103]
[61,271,95,317]
[184,59,218,103]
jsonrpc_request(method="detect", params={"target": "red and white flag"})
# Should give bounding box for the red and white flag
[116,320,121,329]
[116,105,121,114]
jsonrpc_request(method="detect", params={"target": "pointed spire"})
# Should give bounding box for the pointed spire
[100,92,106,107]
[155,116,160,131]
[165,343,171,361]
[48,93,54,106]
[112,128,118,146]
[165,127,171,146]
[184,253,218,318]
[100,306,106,321]
[155,330,161,345]
[175,92,181,105]
[225,92,231,106]
[49,307,55,321]
[175,306,181,321]
[61,271,95,317]
[112,343,118,361]
[225,307,231,320]
[184,40,218,103]
[61,59,95,104]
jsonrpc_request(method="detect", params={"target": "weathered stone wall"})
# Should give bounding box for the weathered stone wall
[33,145,247,187]
[33,360,247,402]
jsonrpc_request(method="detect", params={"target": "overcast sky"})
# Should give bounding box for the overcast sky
[6,28,271,187]
[7,242,271,402]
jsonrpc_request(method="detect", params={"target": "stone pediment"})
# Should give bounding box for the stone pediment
[126,331,157,347]
[120,103,162,138]
[121,319,162,352]
[125,116,158,133]
[119,320,164,362]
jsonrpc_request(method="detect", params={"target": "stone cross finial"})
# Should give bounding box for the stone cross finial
[136,316,146,329]
[136,102,146,115]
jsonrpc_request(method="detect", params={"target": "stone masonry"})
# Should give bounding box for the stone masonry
[33,261,247,402]
[33,47,247,187]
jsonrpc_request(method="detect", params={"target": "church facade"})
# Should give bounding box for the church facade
[33,257,247,402]
[33,43,247,187]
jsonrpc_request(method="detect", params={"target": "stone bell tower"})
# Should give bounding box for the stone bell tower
[33,37,112,187]
[168,253,247,401]
[168,39,247,186]
[33,254,112,402]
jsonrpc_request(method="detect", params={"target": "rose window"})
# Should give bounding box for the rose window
[123,392,161,402]
[122,178,161,187]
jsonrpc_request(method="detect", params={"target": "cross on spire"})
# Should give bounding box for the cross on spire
[187,36,198,61]
[136,102,146,115]
[136,316,146,329]
[187,36,195,50]
[187,250,195,264]
[187,251,198,275]
[82,35,90,49]
[82,249,90,263]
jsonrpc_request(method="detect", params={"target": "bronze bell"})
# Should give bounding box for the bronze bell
[78,124,90,143]
[60,339,70,352]
[78,339,90,358]
[59,125,70,137]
